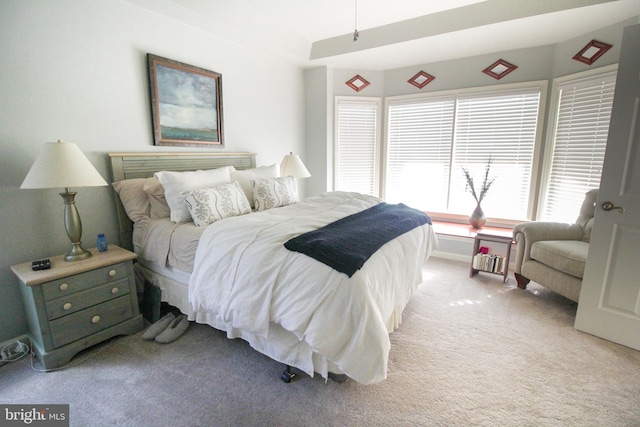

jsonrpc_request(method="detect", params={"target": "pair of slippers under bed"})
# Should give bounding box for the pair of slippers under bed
[142,313,189,343]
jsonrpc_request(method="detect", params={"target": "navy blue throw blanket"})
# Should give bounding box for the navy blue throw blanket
[284,203,431,277]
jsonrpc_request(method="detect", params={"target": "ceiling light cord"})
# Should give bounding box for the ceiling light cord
[353,0,359,42]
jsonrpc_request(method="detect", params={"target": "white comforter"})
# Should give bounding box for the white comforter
[189,191,437,384]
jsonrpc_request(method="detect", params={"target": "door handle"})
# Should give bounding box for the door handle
[601,201,625,213]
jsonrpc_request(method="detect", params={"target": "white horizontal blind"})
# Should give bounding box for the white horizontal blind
[386,96,455,211]
[451,88,541,219]
[541,71,617,222]
[335,98,379,196]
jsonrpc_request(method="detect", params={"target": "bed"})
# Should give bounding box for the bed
[108,152,438,384]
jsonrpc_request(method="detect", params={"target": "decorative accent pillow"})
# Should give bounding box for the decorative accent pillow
[252,176,298,211]
[112,179,150,223]
[155,167,232,223]
[183,181,251,226]
[230,164,280,208]
[143,177,171,219]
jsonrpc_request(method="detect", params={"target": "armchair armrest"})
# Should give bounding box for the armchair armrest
[512,222,584,274]
[513,222,583,242]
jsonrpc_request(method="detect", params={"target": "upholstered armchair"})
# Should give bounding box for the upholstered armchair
[512,189,598,303]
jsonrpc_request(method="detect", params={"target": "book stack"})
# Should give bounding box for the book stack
[472,252,506,274]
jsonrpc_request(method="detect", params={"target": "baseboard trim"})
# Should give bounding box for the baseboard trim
[431,250,469,263]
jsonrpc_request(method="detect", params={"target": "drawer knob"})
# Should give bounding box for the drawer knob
[111,287,119,294]
[91,315,101,324]
[108,269,117,277]
[63,302,72,311]
[59,283,69,291]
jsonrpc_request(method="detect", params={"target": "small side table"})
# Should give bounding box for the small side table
[469,232,513,282]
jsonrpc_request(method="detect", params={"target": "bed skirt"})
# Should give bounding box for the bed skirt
[134,260,413,381]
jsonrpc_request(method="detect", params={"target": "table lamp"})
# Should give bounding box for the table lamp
[280,152,311,178]
[20,140,108,261]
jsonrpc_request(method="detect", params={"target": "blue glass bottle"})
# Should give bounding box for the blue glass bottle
[97,233,108,252]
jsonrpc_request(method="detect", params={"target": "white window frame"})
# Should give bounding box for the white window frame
[333,96,382,196]
[538,64,618,221]
[383,81,548,225]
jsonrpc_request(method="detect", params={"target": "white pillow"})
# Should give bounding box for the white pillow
[230,164,280,208]
[183,181,252,227]
[155,167,231,223]
[252,176,298,211]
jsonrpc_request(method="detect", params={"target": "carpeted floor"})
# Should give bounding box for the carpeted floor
[1,257,639,426]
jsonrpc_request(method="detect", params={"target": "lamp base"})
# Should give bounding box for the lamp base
[64,243,92,262]
[60,189,92,262]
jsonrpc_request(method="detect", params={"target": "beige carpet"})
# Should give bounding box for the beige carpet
[1,257,639,426]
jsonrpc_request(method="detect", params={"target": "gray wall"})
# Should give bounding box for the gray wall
[0,1,305,342]
[304,67,332,196]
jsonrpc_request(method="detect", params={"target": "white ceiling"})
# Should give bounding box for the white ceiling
[127,0,640,70]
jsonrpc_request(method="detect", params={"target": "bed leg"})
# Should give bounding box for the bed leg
[281,365,297,383]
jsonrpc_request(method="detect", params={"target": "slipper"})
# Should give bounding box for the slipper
[141,312,175,341]
[155,314,190,344]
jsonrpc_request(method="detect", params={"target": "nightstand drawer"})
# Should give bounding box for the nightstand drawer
[45,278,130,320]
[50,295,133,348]
[41,262,129,301]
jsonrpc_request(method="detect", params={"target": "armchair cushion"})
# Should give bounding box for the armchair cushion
[531,240,589,279]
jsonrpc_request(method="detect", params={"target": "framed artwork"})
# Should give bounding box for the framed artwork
[345,74,370,92]
[482,59,518,80]
[572,39,612,65]
[147,54,224,147]
[407,70,435,89]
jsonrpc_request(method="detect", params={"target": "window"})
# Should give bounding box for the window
[333,70,616,224]
[540,69,617,222]
[386,96,454,212]
[334,97,381,196]
[385,84,544,220]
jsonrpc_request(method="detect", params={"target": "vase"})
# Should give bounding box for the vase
[469,204,486,229]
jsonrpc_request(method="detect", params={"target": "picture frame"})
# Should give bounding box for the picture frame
[147,54,224,147]
[481,59,518,80]
[572,39,613,65]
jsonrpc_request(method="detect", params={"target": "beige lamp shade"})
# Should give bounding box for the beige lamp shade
[280,152,311,179]
[21,140,107,262]
[21,140,108,189]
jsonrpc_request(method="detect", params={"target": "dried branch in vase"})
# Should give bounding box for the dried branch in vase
[462,158,495,205]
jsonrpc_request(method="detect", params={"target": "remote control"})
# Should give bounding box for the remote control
[31,259,51,271]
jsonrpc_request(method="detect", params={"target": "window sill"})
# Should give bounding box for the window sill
[431,220,513,240]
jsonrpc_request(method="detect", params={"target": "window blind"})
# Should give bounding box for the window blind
[335,98,379,196]
[451,88,541,219]
[386,96,455,211]
[541,71,617,222]
[385,87,541,218]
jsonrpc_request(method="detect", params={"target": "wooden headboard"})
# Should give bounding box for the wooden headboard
[108,152,257,251]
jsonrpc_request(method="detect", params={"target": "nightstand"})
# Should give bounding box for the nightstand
[10,245,144,369]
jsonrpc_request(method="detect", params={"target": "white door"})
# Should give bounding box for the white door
[574,23,640,351]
